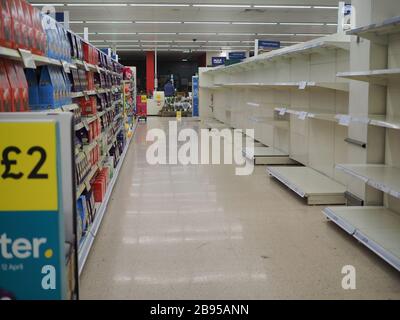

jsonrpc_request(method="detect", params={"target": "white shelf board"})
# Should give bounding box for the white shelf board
[243,146,294,165]
[248,116,290,129]
[204,34,350,76]
[221,82,348,92]
[348,15,400,44]
[323,206,400,271]
[337,68,400,85]
[267,166,346,205]
[368,115,400,130]
[276,108,339,123]
[336,164,400,199]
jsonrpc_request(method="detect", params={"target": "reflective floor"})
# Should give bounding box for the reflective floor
[81,118,400,300]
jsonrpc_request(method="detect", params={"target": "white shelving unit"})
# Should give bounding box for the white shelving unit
[267,166,346,205]
[199,33,351,204]
[243,146,295,165]
[323,206,400,271]
[323,2,400,272]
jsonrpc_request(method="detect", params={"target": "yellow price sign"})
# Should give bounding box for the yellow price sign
[141,95,147,103]
[0,122,59,211]
[176,111,182,121]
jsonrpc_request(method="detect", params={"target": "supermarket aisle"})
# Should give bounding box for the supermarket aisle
[80,118,400,300]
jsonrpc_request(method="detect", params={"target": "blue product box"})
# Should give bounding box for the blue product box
[77,196,88,239]
[38,66,59,109]
[24,69,40,109]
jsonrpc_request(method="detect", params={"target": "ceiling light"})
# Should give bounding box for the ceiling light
[135,21,182,24]
[183,21,231,24]
[232,22,278,25]
[130,3,190,7]
[138,32,177,35]
[97,32,137,35]
[257,33,295,36]
[253,5,312,9]
[179,33,217,35]
[295,33,330,36]
[218,33,256,36]
[193,4,251,8]
[66,3,128,6]
[313,6,339,9]
[279,22,325,26]
[31,3,65,6]
[85,21,133,24]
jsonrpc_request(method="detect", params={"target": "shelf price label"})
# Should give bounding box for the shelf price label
[0,122,58,211]
[298,111,308,120]
[61,61,71,74]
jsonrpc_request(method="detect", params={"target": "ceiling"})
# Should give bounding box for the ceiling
[30,0,347,54]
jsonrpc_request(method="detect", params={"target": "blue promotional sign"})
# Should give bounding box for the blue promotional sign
[192,76,199,117]
[228,52,246,60]
[258,40,281,50]
[212,57,226,67]
[0,121,66,300]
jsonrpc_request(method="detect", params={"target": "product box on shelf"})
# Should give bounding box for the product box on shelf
[0,0,14,49]
[77,195,89,241]
[92,175,106,203]
[3,60,25,112]
[14,62,29,111]
[0,59,12,112]
[25,69,39,108]
[78,96,97,116]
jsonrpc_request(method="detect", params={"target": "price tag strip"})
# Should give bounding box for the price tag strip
[61,60,71,74]
[0,121,66,300]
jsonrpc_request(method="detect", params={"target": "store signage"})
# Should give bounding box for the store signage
[192,76,199,117]
[228,52,246,60]
[258,40,281,50]
[0,122,66,300]
[212,57,226,66]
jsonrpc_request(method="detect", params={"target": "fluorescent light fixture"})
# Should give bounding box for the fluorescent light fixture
[69,21,84,24]
[135,21,182,24]
[107,40,139,43]
[138,32,177,35]
[85,21,133,24]
[97,32,137,35]
[232,22,278,25]
[280,22,325,26]
[66,3,128,6]
[130,3,190,7]
[116,45,141,47]
[313,6,339,9]
[295,33,330,36]
[326,23,338,26]
[208,40,241,43]
[179,33,217,35]
[183,21,231,24]
[193,4,251,8]
[253,5,312,9]
[257,33,295,36]
[90,40,105,43]
[31,3,65,6]
[140,40,174,43]
[218,33,256,36]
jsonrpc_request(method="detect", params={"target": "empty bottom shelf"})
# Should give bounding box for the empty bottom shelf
[243,147,295,165]
[267,166,346,205]
[323,206,400,271]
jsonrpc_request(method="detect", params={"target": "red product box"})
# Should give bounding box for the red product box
[82,42,90,63]
[1,0,15,49]
[16,0,29,50]
[87,72,94,90]
[0,59,12,112]
[92,178,106,202]
[14,63,29,111]
[22,0,35,52]
[78,96,97,116]
[8,0,22,49]
[3,60,22,112]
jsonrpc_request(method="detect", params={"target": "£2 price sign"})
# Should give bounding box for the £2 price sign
[0,122,66,300]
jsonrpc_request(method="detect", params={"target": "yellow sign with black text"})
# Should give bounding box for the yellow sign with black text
[0,122,59,211]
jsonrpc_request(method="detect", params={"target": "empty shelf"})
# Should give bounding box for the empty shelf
[276,108,339,122]
[337,68,400,85]
[323,206,400,271]
[348,15,400,43]
[221,82,348,91]
[336,164,400,198]
[243,147,294,165]
[368,115,400,130]
[267,166,346,205]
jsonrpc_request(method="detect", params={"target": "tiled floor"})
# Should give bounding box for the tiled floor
[80,118,400,300]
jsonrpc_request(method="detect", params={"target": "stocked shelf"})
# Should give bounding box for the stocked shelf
[0,46,76,69]
[348,15,400,43]
[78,134,134,275]
[323,206,400,271]
[267,166,346,205]
[337,68,400,85]
[243,146,294,165]
[336,164,400,199]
